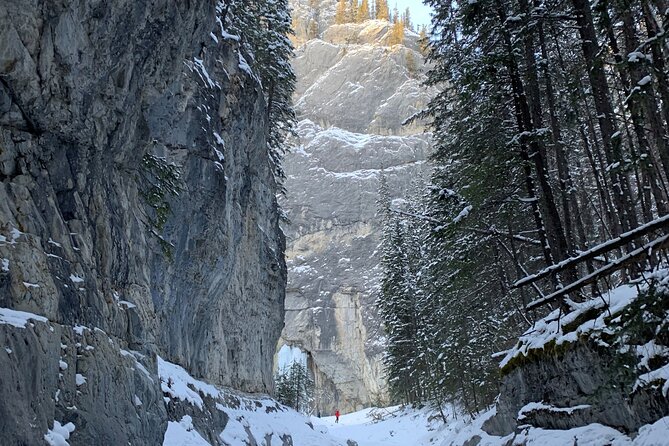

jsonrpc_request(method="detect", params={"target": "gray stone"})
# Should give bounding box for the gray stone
[280,10,434,414]
[484,339,669,436]
[0,0,285,444]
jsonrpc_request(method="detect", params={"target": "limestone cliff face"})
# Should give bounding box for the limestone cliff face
[279,16,434,413]
[0,1,285,444]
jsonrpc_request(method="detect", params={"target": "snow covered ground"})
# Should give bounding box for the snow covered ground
[312,405,445,446]
[160,386,669,446]
[157,280,669,446]
[311,405,669,446]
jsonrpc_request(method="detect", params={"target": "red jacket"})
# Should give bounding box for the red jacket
[335,410,340,418]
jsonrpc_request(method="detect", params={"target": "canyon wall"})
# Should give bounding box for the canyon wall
[0,1,285,443]
[280,14,434,413]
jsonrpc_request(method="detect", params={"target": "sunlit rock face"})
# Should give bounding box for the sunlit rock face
[280,4,434,414]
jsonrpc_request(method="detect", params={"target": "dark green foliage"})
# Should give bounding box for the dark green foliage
[227,0,296,191]
[379,0,669,417]
[275,361,314,414]
[140,154,182,258]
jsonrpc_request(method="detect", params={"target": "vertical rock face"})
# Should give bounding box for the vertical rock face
[0,1,285,444]
[280,11,434,413]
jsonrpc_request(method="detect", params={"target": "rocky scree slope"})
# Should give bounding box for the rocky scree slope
[279,16,434,413]
[0,1,285,444]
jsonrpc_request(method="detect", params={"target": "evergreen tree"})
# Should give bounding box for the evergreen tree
[347,0,357,23]
[402,7,412,31]
[388,16,404,45]
[418,26,429,56]
[226,0,296,191]
[307,19,319,39]
[275,361,314,414]
[357,0,370,22]
[375,0,389,20]
[335,0,347,24]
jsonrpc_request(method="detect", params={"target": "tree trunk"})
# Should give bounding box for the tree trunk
[571,0,638,232]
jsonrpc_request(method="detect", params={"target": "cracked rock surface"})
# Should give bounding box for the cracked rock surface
[280,16,434,413]
[0,1,285,443]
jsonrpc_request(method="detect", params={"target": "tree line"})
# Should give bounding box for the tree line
[378,0,669,415]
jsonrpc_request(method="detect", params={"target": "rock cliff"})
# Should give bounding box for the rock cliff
[0,1,285,444]
[279,15,434,413]
[476,281,669,444]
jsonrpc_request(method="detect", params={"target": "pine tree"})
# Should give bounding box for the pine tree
[307,19,318,39]
[418,26,428,56]
[375,0,389,21]
[335,0,347,24]
[402,7,412,31]
[357,0,370,23]
[388,17,404,45]
[308,0,321,39]
[275,361,314,414]
[226,0,296,191]
[347,0,357,23]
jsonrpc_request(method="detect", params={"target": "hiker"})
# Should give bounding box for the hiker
[335,409,340,423]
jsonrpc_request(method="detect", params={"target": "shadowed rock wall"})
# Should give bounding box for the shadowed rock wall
[0,1,285,443]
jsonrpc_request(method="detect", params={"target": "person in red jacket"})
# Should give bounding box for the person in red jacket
[335,409,340,423]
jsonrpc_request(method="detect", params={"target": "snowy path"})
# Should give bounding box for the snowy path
[311,406,441,446]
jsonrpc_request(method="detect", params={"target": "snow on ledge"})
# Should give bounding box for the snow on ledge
[0,307,49,328]
[499,283,638,370]
[518,402,591,420]
[163,415,211,446]
[157,356,220,409]
[44,420,75,446]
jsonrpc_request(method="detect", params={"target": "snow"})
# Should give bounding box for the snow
[69,274,84,283]
[155,360,669,446]
[75,374,87,386]
[292,265,315,274]
[634,416,669,445]
[512,423,631,445]
[1,258,9,271]
[453,205,473,223]
[158,356,220,409]
[23,282,40,288]
[44,420,75,446]
[163,415,211,446]
[120,350,154,383]
[313,405,445,446]
[518,402,591,420]
[219,397,343,446]
[276,344,307,371]
[638,75,652,86]
[192,58,220,89]
[499,283,638,370]
[0,307,48,328]
[238,53,254,76]
[9,227,23,243]
[634,363,669,396]
[220,30,240,41]
[73,325,88,335]
[628,51,648,62]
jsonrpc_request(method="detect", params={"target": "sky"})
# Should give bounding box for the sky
[393,0,432,28]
